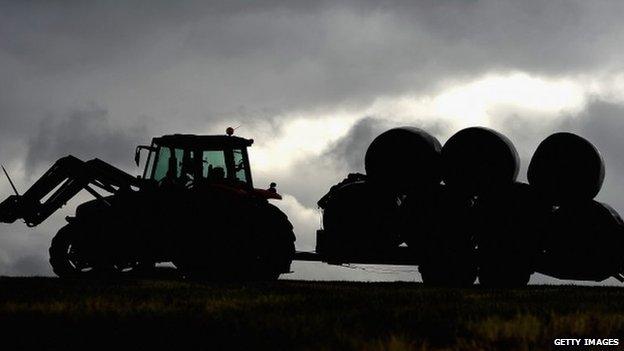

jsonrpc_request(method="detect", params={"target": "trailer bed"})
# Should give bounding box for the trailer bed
[294,246,420,266]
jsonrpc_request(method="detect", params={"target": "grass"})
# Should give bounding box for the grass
[1,277,624,350]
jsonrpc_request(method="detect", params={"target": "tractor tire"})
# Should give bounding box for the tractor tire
[50,223,129,279]
[252,234,295,281]
[49,224,83,278]
[174,203,295,282]
[250,204,296,281]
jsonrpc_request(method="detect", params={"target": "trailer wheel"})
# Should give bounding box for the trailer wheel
[419,261,477,287]
[474,182,543,288]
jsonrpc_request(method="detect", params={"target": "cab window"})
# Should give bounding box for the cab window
[202,150,228,180]
[173,148,184,177]
[233,149,248,183]
[152,147,192,182]
[153,147,171,181]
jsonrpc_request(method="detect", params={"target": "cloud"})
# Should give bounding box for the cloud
[0,226,54,276]
[272,194,320,251]
[323,117,389,173]
[24,105,148,175]
[2,1,624,282]
[8,254,50,276]
[561,100,624,215]
[490,99,624,214]
[567,100,624,174]
[324,116,453,173]
[3,0,624,139]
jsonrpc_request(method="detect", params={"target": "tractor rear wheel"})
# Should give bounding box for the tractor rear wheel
[174,204,295,281]
[251,203,296,281]
[252,227,295,281]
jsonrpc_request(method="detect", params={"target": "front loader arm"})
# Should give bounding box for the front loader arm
[0,155,141,227]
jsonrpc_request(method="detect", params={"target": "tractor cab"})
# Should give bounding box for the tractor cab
[136,133,254,189]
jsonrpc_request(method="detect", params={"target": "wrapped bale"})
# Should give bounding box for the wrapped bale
[365,127,442,194]
[537,201,624,281]
[318,174,401,259]
[528,132,605,204]
[442,127,519,196]
[474,182,549,287]
[400,184,477,286]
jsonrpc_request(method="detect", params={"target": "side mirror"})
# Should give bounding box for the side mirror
[134,145,156,167]
[134,147,141,166]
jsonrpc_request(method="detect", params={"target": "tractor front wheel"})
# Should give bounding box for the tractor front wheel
[49,224,89,278]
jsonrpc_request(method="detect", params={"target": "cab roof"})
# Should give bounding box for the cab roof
[152,134,254,149]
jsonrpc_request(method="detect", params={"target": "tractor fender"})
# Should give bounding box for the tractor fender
[256,202,295,242]
[252,188,282,200]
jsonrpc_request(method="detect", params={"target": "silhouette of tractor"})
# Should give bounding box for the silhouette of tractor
[0,130,295,279]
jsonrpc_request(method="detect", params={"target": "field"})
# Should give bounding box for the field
[1,276,624,350]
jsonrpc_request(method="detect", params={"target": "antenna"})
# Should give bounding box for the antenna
[225,125,242,136]
[2,165,20,196]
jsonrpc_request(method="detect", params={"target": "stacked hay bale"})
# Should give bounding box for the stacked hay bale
[403,127,541,287]
[317,127,441,261]
[528,132,624,282]
[317,126,624,286]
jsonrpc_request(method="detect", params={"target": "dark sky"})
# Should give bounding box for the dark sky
[2,0,624,283]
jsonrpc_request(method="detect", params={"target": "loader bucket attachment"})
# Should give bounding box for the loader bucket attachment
[0,155,140,227]
[0,195,22,224]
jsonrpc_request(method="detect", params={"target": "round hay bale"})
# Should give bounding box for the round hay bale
[441,127,519,195]
[537,201,624,281]
[528,132,605,204]
[364,127,442,194]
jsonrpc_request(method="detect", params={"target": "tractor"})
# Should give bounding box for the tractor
[0,130,295,280]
